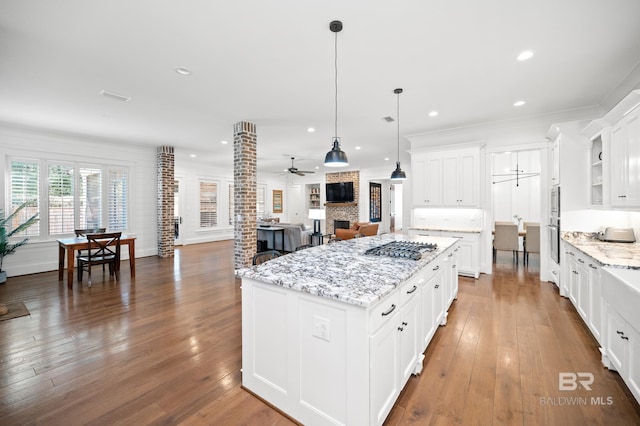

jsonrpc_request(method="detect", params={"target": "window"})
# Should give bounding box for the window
[9,159,40,237]
[8,157,129,237]
[48,163,74,234]
[108,169,128,231]
[257,184,266,219]
[200,181,217,227]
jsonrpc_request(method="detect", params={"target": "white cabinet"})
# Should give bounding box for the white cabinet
[561,241,603,346]
[550,135,560,185]
[604,306,640,403]
[590,133,604,206]
[408,229,480,278]
[442,150,478,206]
[420,261,445,350]
[610,106,640,207]
[411,154,441,206]
[411,147,479,207]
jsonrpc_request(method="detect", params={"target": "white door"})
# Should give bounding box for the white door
[288,184,304,224]
[174,177,185,245]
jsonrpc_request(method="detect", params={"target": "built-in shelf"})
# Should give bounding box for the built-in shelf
[591,133,604,206]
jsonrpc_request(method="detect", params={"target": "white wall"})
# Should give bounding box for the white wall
[491,150,541,225]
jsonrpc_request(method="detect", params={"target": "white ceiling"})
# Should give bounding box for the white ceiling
[1,0,640,175]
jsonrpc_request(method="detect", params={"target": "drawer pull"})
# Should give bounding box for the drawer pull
[381,304,396,316]
[588,264,597,270]
[434,284,439,289]
[398,326,404,332]
[402,321,408,326]
[617,330,624,335]
[578,258,584,263]
[448,253,453,257]
[621,336,629,340]
[433,265,440,271]
[406,285,418,294]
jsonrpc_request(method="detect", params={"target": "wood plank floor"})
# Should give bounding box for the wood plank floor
[1,241,639,425]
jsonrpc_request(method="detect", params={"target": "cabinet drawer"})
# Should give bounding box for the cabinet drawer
[370,292,400,333]
[399,274,423,307]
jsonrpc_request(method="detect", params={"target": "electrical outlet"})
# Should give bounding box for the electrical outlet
[312,315,330,342]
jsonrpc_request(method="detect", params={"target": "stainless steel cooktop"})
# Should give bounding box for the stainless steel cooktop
[364,241,438,260]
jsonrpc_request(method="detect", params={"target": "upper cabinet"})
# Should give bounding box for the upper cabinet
[590,132,605,206]
[551,135,560,186]
[610,105,640,207]
[411,147,479,208]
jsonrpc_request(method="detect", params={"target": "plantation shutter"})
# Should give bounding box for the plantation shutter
[48,163,75,235]
[108,168,128,231]
[9,159,40,236]
[200,181,217,227]
[78,167,102,229]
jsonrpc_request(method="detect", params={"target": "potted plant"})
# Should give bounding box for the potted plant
[0,201,39,284]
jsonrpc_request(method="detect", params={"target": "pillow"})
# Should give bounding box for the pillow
[350,223,360,230]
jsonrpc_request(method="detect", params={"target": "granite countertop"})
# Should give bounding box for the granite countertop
[562,231,640,270]
[408,226,482,233]
[236,234,458,307]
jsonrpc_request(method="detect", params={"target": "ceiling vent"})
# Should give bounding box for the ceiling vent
[382,116,395,123]
[99,90,132,102]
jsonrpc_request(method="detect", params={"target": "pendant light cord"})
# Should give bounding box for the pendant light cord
[334,30,338,140]
[397,91,400,162]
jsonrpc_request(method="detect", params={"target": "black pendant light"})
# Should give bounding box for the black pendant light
[390,88,406,181]
[324,20,349,167]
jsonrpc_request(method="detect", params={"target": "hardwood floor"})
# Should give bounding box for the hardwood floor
[1,242,638,425]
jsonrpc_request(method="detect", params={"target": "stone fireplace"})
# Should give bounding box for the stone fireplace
[325,170,360,234]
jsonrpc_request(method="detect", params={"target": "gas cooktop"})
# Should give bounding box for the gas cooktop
[364,241,438,260]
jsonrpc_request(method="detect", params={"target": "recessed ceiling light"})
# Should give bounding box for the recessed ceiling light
[517,51,534,61]
[315,166,320,169]
[355,146,361,150]
[428,111,439,117]
[99,90,131,102]
[190,154,197,158]
[175,67,192,76]
[384,157,390,161]
[307,127,315,133]
[221,140,228,144]
[513,100,526,107]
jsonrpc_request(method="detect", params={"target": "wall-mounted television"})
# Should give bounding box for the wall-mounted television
[326,182,354,203]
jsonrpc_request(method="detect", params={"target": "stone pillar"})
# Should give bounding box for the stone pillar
[157,145,175,258]
[233,121,257,269]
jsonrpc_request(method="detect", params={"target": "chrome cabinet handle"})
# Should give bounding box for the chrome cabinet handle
[381,304,396,316]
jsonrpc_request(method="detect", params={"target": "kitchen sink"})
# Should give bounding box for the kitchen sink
[602,267,640,328]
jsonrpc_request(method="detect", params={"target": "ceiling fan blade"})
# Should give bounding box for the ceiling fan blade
[298,170,315,174]
[295,171,305,176]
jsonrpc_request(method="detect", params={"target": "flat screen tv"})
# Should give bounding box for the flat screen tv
[326,182,354,203]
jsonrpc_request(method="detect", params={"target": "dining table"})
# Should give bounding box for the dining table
[57,235,136,289]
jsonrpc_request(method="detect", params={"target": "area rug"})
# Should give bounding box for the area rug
[0,301,30,321]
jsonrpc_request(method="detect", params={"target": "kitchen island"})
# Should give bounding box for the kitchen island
[237,234,460,426]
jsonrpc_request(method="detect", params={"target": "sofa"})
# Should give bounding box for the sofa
[334,222,379,240]
[257,222,313,252]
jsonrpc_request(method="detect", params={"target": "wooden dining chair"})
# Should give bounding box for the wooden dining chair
[493,223,519,264]
[75,228,107,279]
[77,232,122,287]
[252,250,281,265]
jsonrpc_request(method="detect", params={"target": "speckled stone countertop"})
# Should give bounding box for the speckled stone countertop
[408,226,482,233]
[562,231,640,270]
[236,234,459,307]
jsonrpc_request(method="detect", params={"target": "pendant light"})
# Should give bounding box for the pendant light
[324,20,349,167]
[390,88,407,181]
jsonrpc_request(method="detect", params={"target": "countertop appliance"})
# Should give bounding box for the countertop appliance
[598,227,636,243]
[364,241,437,260]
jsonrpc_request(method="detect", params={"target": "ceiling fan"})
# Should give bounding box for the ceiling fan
[287,157,315,176]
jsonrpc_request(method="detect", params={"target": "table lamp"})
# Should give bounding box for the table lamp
[308,209,325,236]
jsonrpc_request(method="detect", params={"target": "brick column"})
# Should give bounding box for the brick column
[233,121,257,269]
[157,145,175,258]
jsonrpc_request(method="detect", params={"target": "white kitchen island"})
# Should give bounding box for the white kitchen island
[237,234,460,426]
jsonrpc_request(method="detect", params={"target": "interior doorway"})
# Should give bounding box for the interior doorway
[390,183,403,233]
[174,178,185,246]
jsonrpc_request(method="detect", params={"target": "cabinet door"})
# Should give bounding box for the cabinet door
[626,324,640,403]
[569,256,580,306]
[605,307,626,372]
[551,137,560,185]
[399,296,420,386]
[424,155,442,205]
[625,110,640,206]
[588,262,602,344]
[442,155,459,206]
[370,312,400,425]
[610,124,627,206]
[421,266,443,351]
[458,151,478,206]
[412,156,427,206]
[576,258,589,322]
